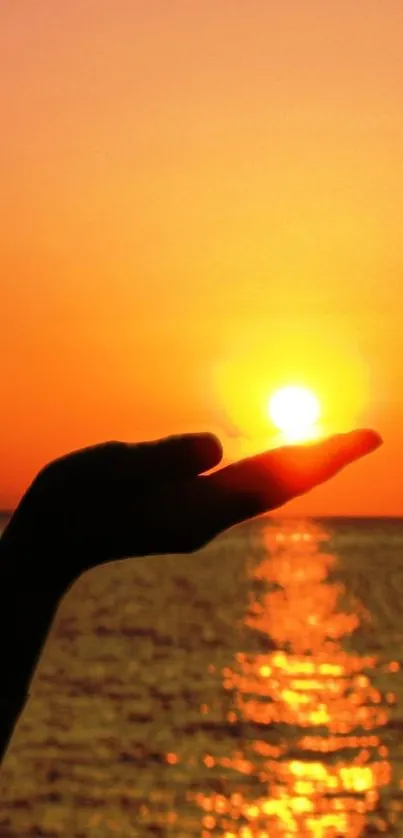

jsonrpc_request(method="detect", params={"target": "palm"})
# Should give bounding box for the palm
[0,430,380,596]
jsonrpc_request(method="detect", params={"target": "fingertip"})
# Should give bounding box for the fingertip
[335,428,383,459]
[196,432,224,469]
[126,432,224,480]
[353,428,383,448]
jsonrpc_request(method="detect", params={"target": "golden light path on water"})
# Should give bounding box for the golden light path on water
[186,521,396,837]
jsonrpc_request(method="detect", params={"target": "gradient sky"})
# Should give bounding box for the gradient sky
[1,1,402,514]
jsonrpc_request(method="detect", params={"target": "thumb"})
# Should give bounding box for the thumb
[195,428,382,538]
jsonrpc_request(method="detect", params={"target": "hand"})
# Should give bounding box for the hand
[0,429,382,596]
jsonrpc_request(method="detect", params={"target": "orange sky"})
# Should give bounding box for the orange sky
[1,1,402,515]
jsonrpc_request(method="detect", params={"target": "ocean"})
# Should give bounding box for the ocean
[1,515,403,837]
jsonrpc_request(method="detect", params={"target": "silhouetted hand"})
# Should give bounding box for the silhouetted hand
[0,430,382,597]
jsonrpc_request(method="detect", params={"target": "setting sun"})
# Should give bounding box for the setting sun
[268,386,321,443]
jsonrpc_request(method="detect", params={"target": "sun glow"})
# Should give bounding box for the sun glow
[213,330,369,460]
[268,385,321,443]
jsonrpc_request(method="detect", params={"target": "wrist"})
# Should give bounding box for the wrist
[0,552,64,761]
[0,526,73,602]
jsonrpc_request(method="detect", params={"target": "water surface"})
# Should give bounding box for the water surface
[1,516,403,837]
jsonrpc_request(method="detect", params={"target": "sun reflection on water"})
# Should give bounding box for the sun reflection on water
[191,520,393,837]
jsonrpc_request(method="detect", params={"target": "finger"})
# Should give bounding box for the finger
[38,434,224,498]
[196,428,382,540]
[126,433,224,480]
[50,433,224,482]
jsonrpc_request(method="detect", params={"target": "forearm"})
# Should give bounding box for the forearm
[0,540,64,765]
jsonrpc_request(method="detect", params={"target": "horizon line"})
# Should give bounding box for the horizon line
[0,510,402,520]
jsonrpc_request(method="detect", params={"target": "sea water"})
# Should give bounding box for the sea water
[1,515,403,837]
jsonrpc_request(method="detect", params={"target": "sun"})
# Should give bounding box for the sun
[268,385,321,442]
